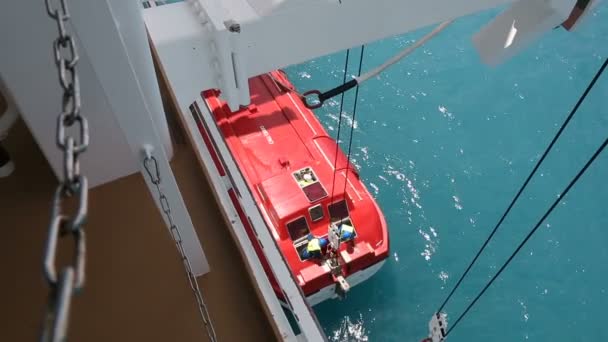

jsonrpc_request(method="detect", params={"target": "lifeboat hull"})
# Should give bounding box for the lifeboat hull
[199,71,389,305]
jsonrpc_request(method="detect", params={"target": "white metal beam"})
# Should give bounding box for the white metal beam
[0,0,207,274]
[181,98,301,341]
[145,0,585,112]
[0,1,138,187]
[144,0,521,110]
[234,0,518,74]
[473,0,576,65]
[68,0,209,275]
[0,0,175,188]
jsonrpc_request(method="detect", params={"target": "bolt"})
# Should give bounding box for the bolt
[224,19,241,33]
[229,23,240,33]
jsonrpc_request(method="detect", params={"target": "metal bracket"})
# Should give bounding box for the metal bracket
[326,223,350,299]
[224,19,241,33]
[335,274,350,296]
[142,143,154,159]
[328,223,340,251]
[427,312,448,342]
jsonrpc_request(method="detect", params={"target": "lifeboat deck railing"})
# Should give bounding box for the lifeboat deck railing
[181,96,327,342]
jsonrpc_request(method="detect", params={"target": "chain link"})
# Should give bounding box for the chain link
[143,154,218,342]
[41,0,89,340]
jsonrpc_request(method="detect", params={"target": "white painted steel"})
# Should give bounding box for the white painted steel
[144,5,218,108]
[0,1,137,187]
[224,0,545,74]
[144,0,581,110]
[0,0,174,187]
[182,99,299,341]
[194,97,326,341]
[472,0,576,65]
[106,0,174,160]
[229,32,252,106]
[245,0,284,15]
[68,0,209,275]
[0,79,19,140]
[181,100,295,341]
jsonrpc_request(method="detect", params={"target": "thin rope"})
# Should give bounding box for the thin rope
[329,49,351,207]
[446,136,608,337]
[355,21,452,84]
[437,57,608,313]
[301,21,452,110]
[342,45,365,199]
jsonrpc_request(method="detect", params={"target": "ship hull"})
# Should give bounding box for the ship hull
[306,259,386,306]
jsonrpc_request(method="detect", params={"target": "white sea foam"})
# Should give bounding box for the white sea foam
[518,299,530,322]
[299,71,311,79]
[331,314,370,342]
[360,146,369,161]
[438,105,455,120]
[419,227,438,261]
[438,271,449,283]
[369,182,379,195]
[452,195,463,210]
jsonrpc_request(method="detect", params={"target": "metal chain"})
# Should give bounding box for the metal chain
[143,154,218,342]
[41,0,90,341]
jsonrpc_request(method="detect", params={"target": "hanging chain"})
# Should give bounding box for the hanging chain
[41,0,90,341]
[143,153,218,342]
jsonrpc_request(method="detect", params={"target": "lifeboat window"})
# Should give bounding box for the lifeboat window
[286,217,310,241]
[328,200,349,222]
[302,183,328,202]
[309,204,324,222]
[293,167,328,202]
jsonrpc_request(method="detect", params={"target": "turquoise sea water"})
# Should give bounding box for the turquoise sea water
[285,6,608,342]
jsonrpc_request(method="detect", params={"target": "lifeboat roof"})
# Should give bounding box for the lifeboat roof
[212,74,350,227]
[259,166,346,225]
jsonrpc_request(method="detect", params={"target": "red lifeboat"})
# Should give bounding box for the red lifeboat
[202,70,389,305]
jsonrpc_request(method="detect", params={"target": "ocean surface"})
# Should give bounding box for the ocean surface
[284,5,608,342]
